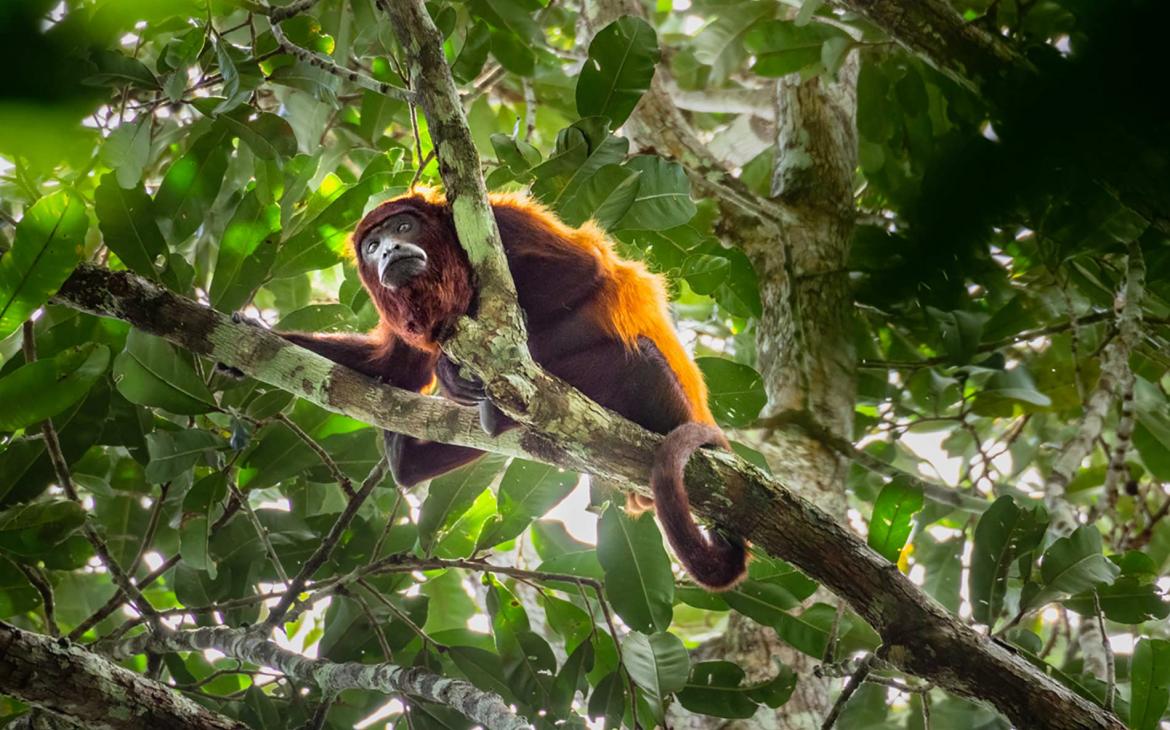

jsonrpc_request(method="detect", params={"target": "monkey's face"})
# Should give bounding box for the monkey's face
[351,195,474,344]
[357,211,428,290]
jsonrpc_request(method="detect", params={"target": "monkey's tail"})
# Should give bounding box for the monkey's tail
[651,422,748,591]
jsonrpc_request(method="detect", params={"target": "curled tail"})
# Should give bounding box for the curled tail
[651,422,748,591]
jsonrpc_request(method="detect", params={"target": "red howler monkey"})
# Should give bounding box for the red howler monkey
[277,189,747,590]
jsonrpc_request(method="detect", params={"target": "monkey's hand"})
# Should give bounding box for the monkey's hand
[435,355,516,437]
[436,354,486,404]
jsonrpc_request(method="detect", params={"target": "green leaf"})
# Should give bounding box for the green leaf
[448,646,516,702]
[676,662,761,719]
[218,109,298,162]
[179,515,217,579]
[558,165,642,230]
[452,21,491,83]
[100,118,153,188]
[273,166,410,278]
[623,631,689,699]
[973,366,1053,412]
[209,192,281,311]
[1131,639,1170,730]
[696,357,766,427]
[588,671,627,729]
[94,175,168,281]
[597,506,674,633]
[0,190,89,339]
[681,254,730,295]
[489,28,535,76]
[1025,525,1120,611]
[693,3,775,82]
[968,495,1048,626]
[113,330,217,415]
[1065,576,1170,625]
[614,156,696,231]
[476,459,579,550]
[745,20,844,77]
[576,17,660,128]
[722,579,801,626]
[155,125,232,243]
[531,120,630,212]
[275,304,357,333]
[145,429,225,483]
[0,344,109,432]
[418,455,507,553]
[866,477,924,562]
[0,500,86,557]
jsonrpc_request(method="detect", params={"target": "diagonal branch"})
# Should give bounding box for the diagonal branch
[53,263,1123,730]
[109,625,531,730]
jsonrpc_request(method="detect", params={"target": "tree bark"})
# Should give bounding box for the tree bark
[0,622,246,730]
[52,264,1124,730]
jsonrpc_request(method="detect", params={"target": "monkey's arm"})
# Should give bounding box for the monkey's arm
[279,331,437,391]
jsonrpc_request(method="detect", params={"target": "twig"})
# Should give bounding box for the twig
[352,591,395,659]
[69,496,244,641]
[300,696,335,730]
[273,412,355,497]
[267,14,413,102]
[226,478,289,583]
[15,563,59,637]
[858,310,1115,370]
[1092,590,1115,711]
[264,459,387,628]
[267,0,323,22]
[755,409,988,512]
[21,322,160,627]
[127,483,170,576]
[821,654,876,729]
[357,578,432,650]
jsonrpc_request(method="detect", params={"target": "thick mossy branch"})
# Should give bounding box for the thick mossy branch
[377,0,532,397]
[0,622,246,730]
[54,264,1122,730]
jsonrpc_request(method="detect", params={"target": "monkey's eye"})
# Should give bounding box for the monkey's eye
[395,220,412,234]
[365,239,378,255]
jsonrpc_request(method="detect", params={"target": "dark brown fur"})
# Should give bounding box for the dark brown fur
[282,191,747,590]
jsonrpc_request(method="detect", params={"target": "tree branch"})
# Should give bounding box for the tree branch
[109,626,532,730]
[0,622,246,730]
[53,264,1123,729]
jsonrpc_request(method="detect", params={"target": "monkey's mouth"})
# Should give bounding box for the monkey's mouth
[378,247,428,289]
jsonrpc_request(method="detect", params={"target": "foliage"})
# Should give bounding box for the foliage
[0,0,1168,728]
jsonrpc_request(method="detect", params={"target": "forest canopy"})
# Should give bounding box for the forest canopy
[0,0,1168,729]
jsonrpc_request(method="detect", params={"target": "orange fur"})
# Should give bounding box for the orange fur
[399,188,715,425]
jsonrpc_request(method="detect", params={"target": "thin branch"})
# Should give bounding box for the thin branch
[272,412,354,497]
[21,323,159,627]
[263,459,387,628]
[267,15,414,102]
[1092,590,1116,712]
[226,478,289,583]
[858,310,1115,370]
[756,409,988,513]
[110,626,533,730]
[821,654,876,730]
[14,563,58,637]
[69,496,244,641]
